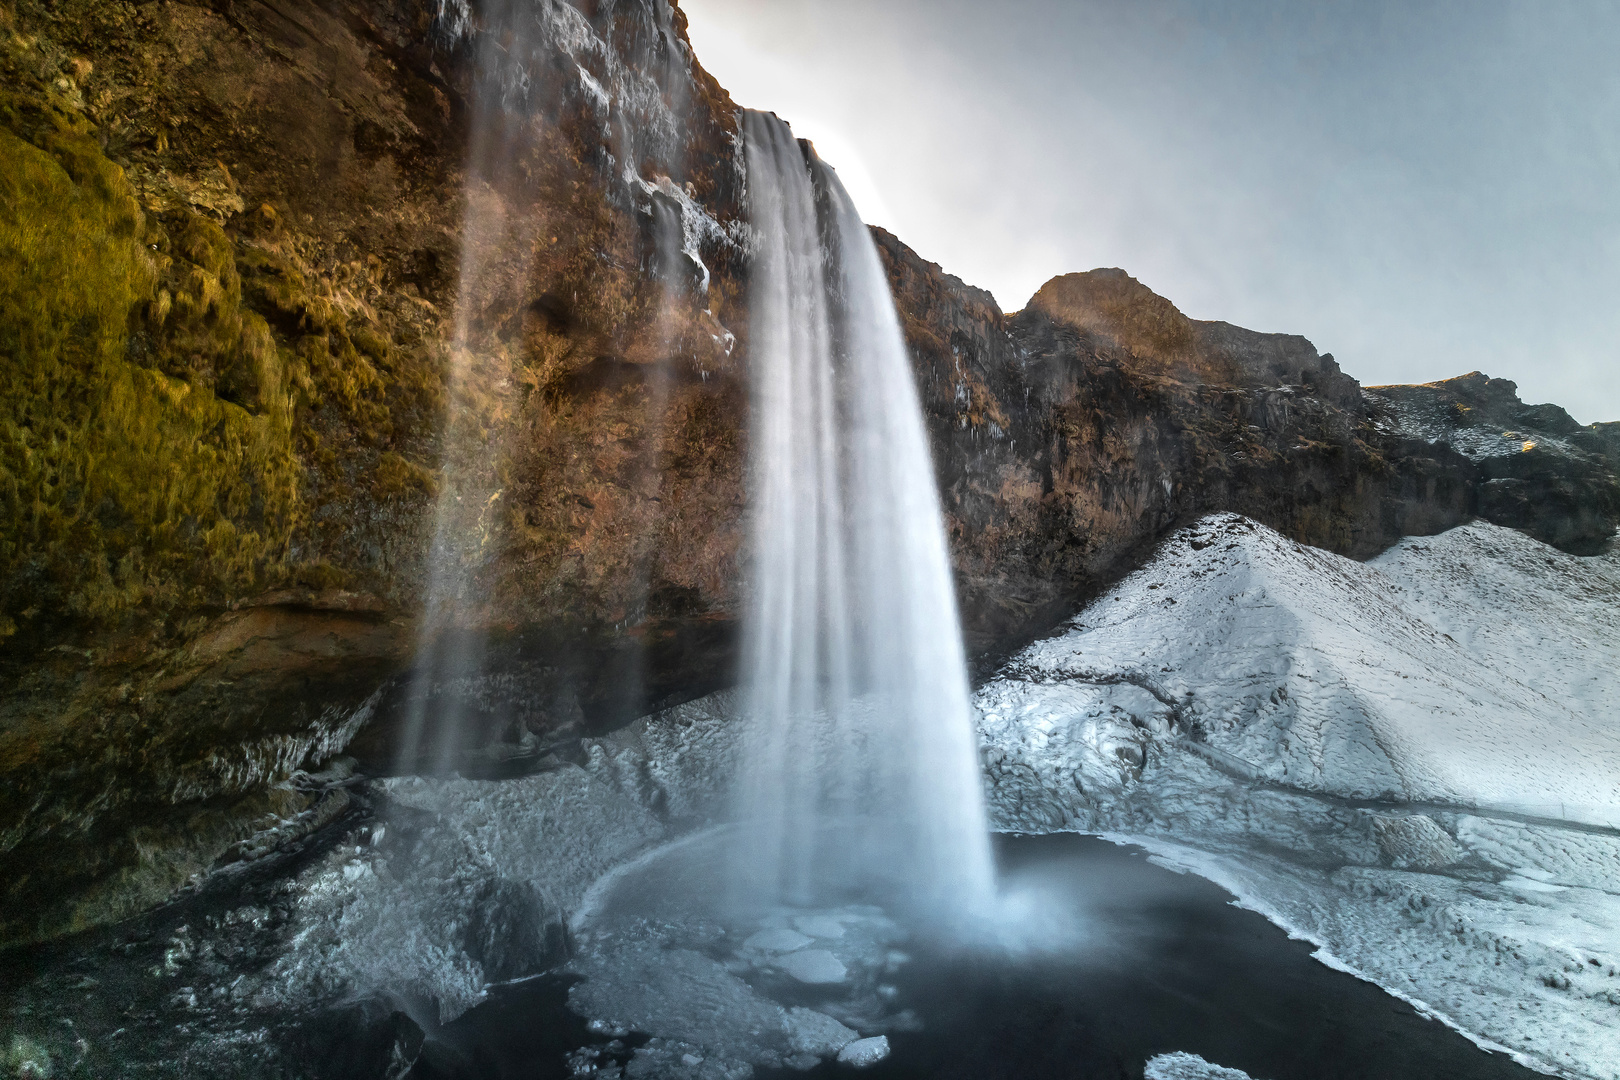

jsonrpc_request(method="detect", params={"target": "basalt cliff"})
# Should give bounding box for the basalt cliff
[2,0,1617,946]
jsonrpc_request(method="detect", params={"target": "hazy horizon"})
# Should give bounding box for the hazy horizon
[681,0,1620,424]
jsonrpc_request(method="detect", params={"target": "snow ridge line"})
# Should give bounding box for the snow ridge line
[1162,737,1620,844]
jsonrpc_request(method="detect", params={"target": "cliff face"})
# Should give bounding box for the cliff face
[877,253,1499,668]
[0,0,1615,946]
[1365,372,1620,554]
[0,0,751,943]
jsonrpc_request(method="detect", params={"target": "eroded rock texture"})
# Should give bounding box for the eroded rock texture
[1,0,1615,944]
[1366,371,1620,554]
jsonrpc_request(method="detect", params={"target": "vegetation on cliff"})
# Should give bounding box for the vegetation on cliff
[0,89,299,639]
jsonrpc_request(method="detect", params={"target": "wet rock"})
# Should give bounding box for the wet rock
[463,877,569,984]
[285,995,425,1080]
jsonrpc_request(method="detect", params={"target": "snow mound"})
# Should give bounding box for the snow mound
[980,513,1620,1079]
[982,513,1620,827]
[1144,1052,1262,1080]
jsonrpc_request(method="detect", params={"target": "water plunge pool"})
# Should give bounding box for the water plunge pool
[413,832,1541,1080]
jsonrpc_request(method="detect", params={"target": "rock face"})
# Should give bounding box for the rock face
[0,0,1615,944]
[1366,371,1620,553]
[0,0,750,943]
[878,255,1491,667]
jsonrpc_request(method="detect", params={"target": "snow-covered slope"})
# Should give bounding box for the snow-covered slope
[981,513,1620,827]
[979,513,1620,1079]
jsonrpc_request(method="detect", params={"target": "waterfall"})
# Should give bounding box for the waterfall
[734,111,995,920]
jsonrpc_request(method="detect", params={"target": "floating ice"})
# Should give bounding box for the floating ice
[775,949,847,985]
[836,1036,891,1068]
[743,928,813,953]
[793,915,847,939]
[1144,1051,1261,1080]
[783,1007,857,1056]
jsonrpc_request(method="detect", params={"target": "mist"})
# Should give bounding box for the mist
[681,0,1620,424]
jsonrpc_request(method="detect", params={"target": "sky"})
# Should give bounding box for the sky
[679,0,1620,423]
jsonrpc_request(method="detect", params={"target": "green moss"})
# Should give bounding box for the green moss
[373,450,438,497]
[237,242,388,430]
[0,99,299,631]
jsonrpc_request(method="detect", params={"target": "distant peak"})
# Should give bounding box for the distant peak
[1025,269,1193,361]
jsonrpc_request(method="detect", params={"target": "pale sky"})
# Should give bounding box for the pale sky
[680,0,1620,423]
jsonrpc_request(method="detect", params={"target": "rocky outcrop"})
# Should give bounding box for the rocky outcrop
[1366,372,1620,554]
[875,254,1487,668]
[1,0,1615,946]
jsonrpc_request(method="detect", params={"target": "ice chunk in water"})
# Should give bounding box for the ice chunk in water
[792,915,847,939]
[776,949,847,984]
[836,1036,891,1068]
[743,928,813,953]
[783,1007,857,1056]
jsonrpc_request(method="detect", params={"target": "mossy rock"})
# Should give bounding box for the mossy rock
[0,97,300,637]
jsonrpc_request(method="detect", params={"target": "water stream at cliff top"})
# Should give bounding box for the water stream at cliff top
[733,112,995,920]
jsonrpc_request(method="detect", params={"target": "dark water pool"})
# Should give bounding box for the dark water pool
[423,834,1539,1080]
[0,831,1544,1080]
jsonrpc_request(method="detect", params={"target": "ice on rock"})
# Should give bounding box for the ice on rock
[625,1038,752,1080]
[783,1007,857,1056]
[835,1036,890,1068]
[776,949,848,985]
[792,915,847,939]
[743,928,813,953]
[1144,1051,1261,1080]
[254,695,746,1026]
[570,947,787,1065]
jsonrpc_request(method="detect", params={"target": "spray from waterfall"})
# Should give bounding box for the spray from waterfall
[393,13,538,776]
[395,0,709,774]
[734,111,995,921]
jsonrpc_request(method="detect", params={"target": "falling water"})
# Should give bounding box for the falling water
[393,1,545,776]
[395,0,703,774]
[734,111,995,920]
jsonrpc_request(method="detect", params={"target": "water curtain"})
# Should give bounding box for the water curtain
[736,111,994,919]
